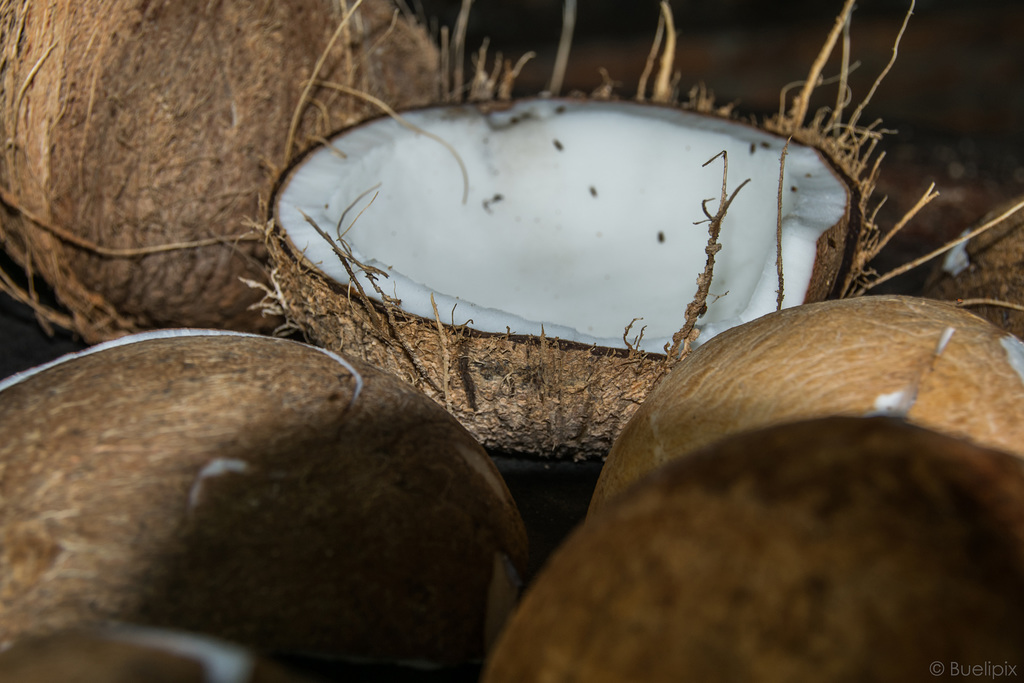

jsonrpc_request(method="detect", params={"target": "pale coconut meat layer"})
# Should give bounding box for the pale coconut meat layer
[276,99,849,352]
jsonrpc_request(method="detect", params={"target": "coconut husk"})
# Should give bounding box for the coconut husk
[483,417,1024,682]
[922,194,1024,338]
[0,331,527,664]
[591,294,1024,509]
[259,0,927,459]
[0,0,439,342]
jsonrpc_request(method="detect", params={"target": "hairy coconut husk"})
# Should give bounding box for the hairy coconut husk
[260,0,922,459]
[591,294,1024,510]
[0,0,439,342]
[0,627,314,683]
[922,194,1024,338]
[482,417,1024,682]
[0,331,526,664]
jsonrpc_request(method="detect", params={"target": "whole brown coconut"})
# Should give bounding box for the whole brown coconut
[0,331,527,665]
[0,0,438,342]
[0,627,314,683]
[591,294,1024,510]
[483,417,1024,683]
[923,194,1024,338]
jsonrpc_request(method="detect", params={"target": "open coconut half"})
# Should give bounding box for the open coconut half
[269,98,859,457]
[591,294,1024,510]
[0,330,527,665]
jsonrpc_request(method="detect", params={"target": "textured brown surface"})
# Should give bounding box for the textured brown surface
[923,194,1024,337]
[1,2,1022,680]
[0,0,439,342]
[484,417,1024,682]
[593,295,1024,509]
[0,333,526,664]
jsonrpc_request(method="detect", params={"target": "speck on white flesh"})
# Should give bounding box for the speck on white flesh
[277,99,848,352]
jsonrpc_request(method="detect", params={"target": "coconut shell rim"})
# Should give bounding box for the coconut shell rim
[266,94,864,358]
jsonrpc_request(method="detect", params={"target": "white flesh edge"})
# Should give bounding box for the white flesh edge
[277,99,848,353]
[0,329,363,404]
[188,458,250,510]
[101,626,255,683]
[1001,335,1024,387]
[942,228,972,277]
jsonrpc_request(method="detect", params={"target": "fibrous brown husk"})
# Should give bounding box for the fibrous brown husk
[923,194,1024,339]
[0,332,527,664]
[482,417,1024,682]
[591,295,1024,509]
[265,232,674,459]
[0,0,439,342]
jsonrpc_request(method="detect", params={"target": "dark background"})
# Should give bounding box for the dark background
[2,1,1022,680]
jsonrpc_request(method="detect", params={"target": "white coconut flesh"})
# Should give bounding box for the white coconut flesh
[275,99,849,353]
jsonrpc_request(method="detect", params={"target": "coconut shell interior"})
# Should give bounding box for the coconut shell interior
[0,332,527,665]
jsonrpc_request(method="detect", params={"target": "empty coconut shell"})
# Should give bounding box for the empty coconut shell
[0,330,526,665]
[592,294,1024,510]
[0,0,439,342]
[923,194,1024,338]
[0,627,312,683]
[483,417,1024,683]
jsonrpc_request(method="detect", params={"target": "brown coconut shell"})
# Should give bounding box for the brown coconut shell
[591,294,1024,510]
[0,628,313,683]
[0,332,527,664]
[0,0,438,342]
[483,417,1024,683]
[923,194,1024,339]
[263,98,869,459]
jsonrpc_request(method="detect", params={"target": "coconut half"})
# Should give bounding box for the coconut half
[591,294,1024,510]
[482,417,1024,682]
[269,98,858,457]
[0,330,527,665]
